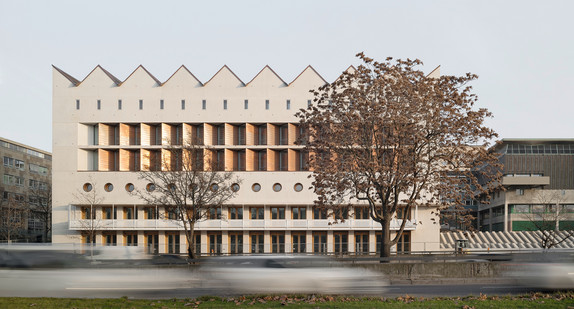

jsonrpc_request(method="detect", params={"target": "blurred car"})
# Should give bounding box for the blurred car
[199,255,388,295]
[505,252,574,289]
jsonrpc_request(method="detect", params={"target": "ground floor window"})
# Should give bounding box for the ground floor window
[145,232,159,254]
[313,232,327,253]
[229,232,243,254]
[250,232,264,253]
[208,232,222,255]
[355,231,369,254]
[271,232,285,253]
[334,232,348,255]
[292,232,306,253]
[124,232,137,246]
[102,232,117,246]
[166,232,180,254]
[396,231,411,254]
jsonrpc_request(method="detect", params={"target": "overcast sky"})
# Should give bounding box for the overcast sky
[1,1,572,152]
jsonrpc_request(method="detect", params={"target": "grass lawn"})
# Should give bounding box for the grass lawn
[1,292,573,308]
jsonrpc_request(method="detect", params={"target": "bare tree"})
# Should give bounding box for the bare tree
[520,190,574,249]
[29,184,52,242]
[0,193,28,243]
[134,139,239,259]
[73,182,104,256]
[297,53,501,259]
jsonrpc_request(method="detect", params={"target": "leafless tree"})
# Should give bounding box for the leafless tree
[0,192,28,243]
[134,139,239,259]
[521,190,574,249]
[73,181,104,256]
[297,53,501,259]
[29,184,52,242]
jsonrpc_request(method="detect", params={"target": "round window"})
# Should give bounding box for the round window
[252,183,261,192]
[83,183,93,192]
[294,183,304,192]
[210,183,219,192]
[104,183,114,192]
[125,183,135,192]
[168,183,176,191]
[231,183,240,192]
[273,183,282,192]
[146,183,156,192]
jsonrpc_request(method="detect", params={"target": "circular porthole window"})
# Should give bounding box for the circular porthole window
[273,183,282,192]
[104,183,114,192]
[125,183,135,192]
[146,183,156,192]
[252,183,261,192]
[210,183,219,192]
[168,183,176,191]
[189,184,198,192]
[231,183,240,192]
[294,183,304,192]
[83,183,93,192]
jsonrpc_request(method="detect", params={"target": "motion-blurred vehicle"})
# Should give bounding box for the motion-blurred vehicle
[505,252,574,289]
[200,255,388,295]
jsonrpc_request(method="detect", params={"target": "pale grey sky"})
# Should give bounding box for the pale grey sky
[1,1,573,152]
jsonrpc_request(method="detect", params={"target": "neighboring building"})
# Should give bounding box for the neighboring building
[52,64,440,255]
[479,139,574,232]
[0,137,52,242]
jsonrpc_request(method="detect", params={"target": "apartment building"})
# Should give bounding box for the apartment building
[52,64,440,255]
[0,137,52,242]
[479,139,574,232]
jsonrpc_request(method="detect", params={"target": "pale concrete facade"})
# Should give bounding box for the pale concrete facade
[52,65,440,255]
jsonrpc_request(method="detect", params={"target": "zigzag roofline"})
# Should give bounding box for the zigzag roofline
[123,65,162,86]
[245,65,287,86]
[204,65,245,86]
[288,65,328,86]
[163,65,203,86]
[52,65,80,86]
[52,63,442,87]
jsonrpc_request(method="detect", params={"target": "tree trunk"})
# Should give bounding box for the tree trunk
[379,218,392,263]
[186,223,196,260]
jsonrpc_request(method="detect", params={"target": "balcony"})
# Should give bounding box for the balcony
[502,175,550,187]
[69,218,418,231]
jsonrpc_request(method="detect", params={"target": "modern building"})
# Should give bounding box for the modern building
[479,139,574,232]
[52,64,441,255]
[0,137,52,242]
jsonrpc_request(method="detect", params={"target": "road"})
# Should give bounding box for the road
[0,268,539,299]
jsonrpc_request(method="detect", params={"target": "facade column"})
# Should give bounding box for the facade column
[305,231,312,253]
[348,230,355,254]
[284,230,292,253]
[327,230,334,253]
[503,201,509,232]
[158,230,166,254]
[221,230,229,254]
[179,231,186,255]
[242,233,250,254]
[369,230,376,255]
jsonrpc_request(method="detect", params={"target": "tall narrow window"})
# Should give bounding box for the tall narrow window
[202,99,206,110]
[244,99,248,110]
[76,99,80,110]
[139,100,143,110]
[223,100,227,110]
[181,99,185,110]
[265,100,269,110]
[97,100,101,110]
[307,99,311,107]
[286,99,290,110]
[160,99,164,110]
[118,99,122,110]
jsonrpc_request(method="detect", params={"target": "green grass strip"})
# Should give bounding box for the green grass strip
[1,292,573,308]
